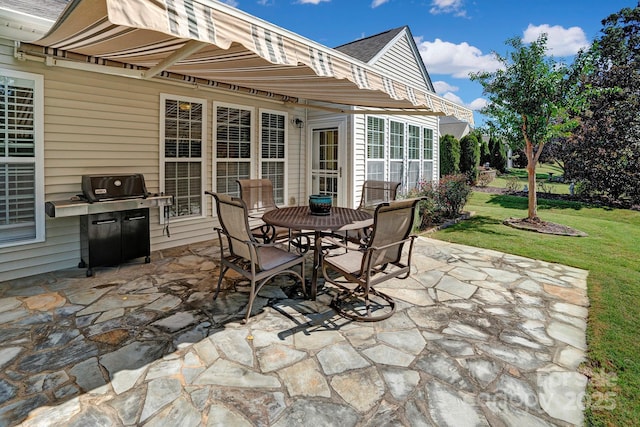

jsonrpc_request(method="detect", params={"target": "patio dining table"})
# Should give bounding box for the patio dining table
[262,206,373,300]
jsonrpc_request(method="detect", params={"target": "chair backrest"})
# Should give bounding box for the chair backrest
[357,180,401,212]
[367,198,421,267]
[237,179,277,215]
[212,193,254,261]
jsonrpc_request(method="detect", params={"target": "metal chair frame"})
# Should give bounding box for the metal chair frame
[207,192,305,323]
[321,198,421,321]
[237,179,309,253]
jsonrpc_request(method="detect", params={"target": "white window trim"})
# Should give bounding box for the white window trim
[159,93,207,223]
[212,101,256,198]
[365,115,439,190]
[258,108,288,206]
[0,69,44,249]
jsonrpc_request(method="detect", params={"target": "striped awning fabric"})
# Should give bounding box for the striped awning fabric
[29,0,473,123]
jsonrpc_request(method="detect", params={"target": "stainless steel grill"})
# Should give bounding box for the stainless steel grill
[45,174,173,276]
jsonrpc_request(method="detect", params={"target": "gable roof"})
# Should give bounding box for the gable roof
[335,26,435,93]
[335,27,405,63]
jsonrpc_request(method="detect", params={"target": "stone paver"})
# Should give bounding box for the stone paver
[0,237,591,426]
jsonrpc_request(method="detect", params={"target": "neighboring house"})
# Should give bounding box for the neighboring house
[439,116,473,141]
[0,0,473,281]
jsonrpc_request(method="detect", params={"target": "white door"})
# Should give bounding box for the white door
[310,122,345,206]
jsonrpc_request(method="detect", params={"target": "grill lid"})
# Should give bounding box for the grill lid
[82,174,149,203]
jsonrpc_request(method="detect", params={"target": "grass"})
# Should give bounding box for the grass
[428,191,640,426]
[489,164,572,195]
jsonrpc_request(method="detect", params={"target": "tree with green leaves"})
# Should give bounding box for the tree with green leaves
[566,4,640,204]
[439,134,460,176]
[471,35,579,221]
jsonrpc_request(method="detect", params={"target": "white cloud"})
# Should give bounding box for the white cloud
[296,0,330,4]
[468,97,488,111]
[371,0,389,7]
[429,0,466,17]
[432,80,459,95]
[522,24,590,56]
[220,0,239,6]
[415,37,502,78]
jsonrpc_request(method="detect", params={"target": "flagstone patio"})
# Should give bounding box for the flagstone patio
[0,237,589,426]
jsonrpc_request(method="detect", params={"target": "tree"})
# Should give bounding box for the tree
[459,132,480,183]
[488,135,508,172]
[439,134,460,176]
[471,35,578,220]
[566,4,640,204]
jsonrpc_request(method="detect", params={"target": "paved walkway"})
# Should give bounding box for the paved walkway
[0,237,589,426]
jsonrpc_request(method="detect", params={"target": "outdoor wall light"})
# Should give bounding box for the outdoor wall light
[292,117,304,128]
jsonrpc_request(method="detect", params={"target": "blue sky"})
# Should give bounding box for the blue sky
[219,0,636,126]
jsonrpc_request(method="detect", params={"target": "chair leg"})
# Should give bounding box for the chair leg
[214,265,229,300]
[244,278,258,324]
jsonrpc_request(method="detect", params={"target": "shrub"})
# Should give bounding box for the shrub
[412,175,472,230]
[439,134,460,176]
[436,174,472,217]
[505,176,520,193]
[489,136,508,172]
[460,133,480,184]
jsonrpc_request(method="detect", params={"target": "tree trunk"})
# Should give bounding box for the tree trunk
[527,159,538,220]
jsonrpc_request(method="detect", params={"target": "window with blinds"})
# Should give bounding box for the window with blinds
[366,117,385,180]
[216,105,252,197]
[0,71,43,247]
[161,95,206,219]
[423,128,434,182]
[389,121,404,184]
[260,111,286,204]
[365,115,437,192]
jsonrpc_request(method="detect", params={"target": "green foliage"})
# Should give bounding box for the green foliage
[479,134,491,166]
[488,136,507,172]
[566,4,640,204]
[413,174,472,229]
[459,133,481,184]
[439,134,460,176]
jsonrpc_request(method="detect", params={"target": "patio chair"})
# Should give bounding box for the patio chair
[207,192,305,323]
[347,180,402,246]
[237,179,309,253]
[321,198,421,321]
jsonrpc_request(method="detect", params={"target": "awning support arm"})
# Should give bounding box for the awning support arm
[143,40,209,79]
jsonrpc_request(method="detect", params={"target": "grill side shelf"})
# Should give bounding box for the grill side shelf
[45,195,173,218]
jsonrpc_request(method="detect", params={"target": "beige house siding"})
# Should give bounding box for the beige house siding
[0,37,305,281]
[370,34,429,91]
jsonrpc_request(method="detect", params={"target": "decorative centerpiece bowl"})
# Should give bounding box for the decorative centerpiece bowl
[309,194,332,215]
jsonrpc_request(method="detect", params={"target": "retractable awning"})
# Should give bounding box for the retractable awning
[21,0,473,123]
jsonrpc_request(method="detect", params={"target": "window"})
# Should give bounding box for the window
[365,115,438,193]
[215,104,252,197]
[161,94,206,219]
[366,117,385,180]
[260,110,286,204]
[0,70,44,248]
[423,128,434,182]
[407,125,421,191]
[389,121,404,184]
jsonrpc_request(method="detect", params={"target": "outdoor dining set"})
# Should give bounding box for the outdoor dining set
[205,179,423,324]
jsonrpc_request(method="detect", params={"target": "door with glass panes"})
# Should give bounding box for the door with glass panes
[310,122,345,207]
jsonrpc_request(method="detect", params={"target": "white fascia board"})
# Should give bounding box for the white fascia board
[0,7,54,42]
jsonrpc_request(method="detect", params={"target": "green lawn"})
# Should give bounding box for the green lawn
[428,191,640,426]
[489,164,572,194]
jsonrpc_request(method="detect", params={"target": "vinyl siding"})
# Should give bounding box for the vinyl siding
[0,37,305,282]
[370,35,431,92]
